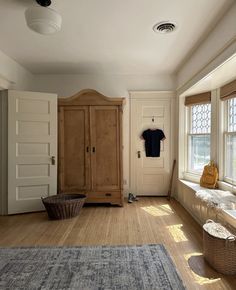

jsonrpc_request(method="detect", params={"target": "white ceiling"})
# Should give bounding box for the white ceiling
[0,0,233,75]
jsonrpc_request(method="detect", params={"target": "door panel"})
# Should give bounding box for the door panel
[90,106,120,191]
[131,98,172,196]
[59,106,90,191]
[8,90,57,214]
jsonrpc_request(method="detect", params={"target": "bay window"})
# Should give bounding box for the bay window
[180,78,236,187]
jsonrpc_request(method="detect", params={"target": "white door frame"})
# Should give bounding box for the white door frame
[0,91,8,215]
[129,91,176,195]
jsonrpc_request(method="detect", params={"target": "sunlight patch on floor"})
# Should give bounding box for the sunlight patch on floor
[167,224,188,242]
[141,204,174,217]
[184,252,221,286]
[159,204,174,213]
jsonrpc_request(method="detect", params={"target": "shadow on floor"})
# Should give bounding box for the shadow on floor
[188,254,219,279]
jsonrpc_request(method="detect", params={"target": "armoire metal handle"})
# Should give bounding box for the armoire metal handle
[86,146,89,153]
[137,151,141,158]
[92,147,96,153]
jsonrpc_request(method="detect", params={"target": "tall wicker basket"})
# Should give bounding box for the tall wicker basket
[42,193,86,220]
[203,219,236,275]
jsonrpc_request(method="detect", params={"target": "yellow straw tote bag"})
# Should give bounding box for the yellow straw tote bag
[200,161,218,189]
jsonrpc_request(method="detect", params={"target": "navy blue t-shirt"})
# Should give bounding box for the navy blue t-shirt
[142,129,165,157]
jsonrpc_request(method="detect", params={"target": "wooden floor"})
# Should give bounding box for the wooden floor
[0,197,235,290]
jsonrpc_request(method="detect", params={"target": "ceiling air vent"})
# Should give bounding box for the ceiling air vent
[153,21,177,34]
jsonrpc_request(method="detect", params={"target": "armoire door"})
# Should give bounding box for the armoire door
[59,106,90,192]
[90,106,121,191]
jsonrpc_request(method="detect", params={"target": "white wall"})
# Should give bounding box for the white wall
[0,50,34,91]
[177,2,236,93]
[0,46,176,197]
[32,74,176,97]
[31,73,176,194]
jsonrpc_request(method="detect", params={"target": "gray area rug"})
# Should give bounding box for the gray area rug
[0,244,185,290]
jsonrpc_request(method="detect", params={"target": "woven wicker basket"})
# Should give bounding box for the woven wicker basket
[203,219,236,275]
[42,193,86,220]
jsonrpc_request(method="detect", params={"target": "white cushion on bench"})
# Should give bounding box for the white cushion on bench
[196,189,236,210]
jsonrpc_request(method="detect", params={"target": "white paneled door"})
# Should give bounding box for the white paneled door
[130,92,174,196]
[8,90,57,214]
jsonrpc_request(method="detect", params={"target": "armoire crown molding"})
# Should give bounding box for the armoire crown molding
[59,89,125,106]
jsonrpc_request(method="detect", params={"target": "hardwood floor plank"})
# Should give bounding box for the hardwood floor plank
[0,197,235,290]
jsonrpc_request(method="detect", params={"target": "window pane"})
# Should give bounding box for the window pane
[189,135,210,172]
[191,104,211,134]
[225,134,236,181]
[228,98,236,132]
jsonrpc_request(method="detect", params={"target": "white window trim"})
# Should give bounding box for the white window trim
[186,103,211,176]
[187,133,211,174]
[182,171,201,183]
[178,96,194,181]
[179,91,216,183]
[217,89,224,181]
[216,97,236,192]
[222,97,236,185]
[185,105,201,177]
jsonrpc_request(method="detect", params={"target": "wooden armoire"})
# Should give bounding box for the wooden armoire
[58,89,124,206]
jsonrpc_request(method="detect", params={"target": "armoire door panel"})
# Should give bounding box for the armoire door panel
[59,106,90,191]
[90,106,120,191]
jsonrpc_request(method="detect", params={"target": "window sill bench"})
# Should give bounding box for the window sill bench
[177,179,236,231]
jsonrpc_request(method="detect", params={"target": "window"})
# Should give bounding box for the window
[187,104,211,173]
[224,97,236,183]
[180,79,236,187]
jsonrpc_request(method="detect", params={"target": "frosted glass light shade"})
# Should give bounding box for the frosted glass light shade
[25,6,62,35]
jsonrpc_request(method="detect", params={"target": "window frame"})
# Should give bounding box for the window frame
[186,103,211,175]
[223,97,236,185]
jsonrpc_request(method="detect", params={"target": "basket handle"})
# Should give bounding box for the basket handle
[226,235,236,242]
[206,219,214,224]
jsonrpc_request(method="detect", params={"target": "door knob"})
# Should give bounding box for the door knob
[137,151,141,158]
[51,156,56,165]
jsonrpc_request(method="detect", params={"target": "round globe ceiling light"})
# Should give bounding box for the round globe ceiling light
[25,6,62,35]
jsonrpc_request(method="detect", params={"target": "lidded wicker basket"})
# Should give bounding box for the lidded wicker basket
[203,219,236,275]
[42,193,86,220]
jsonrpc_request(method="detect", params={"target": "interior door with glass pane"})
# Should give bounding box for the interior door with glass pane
[8,90,57,214]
